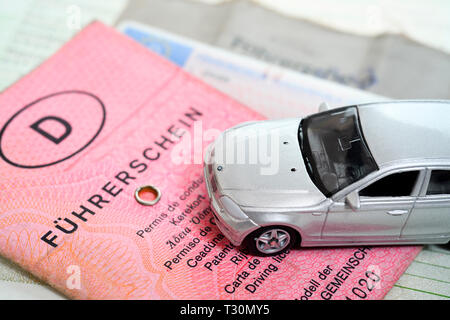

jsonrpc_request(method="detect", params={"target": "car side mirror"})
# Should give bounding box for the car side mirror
[345,191,360,210]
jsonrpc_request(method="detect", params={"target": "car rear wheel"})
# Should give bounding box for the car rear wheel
[249,226,296,256]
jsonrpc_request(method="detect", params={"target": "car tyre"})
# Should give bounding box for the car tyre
[247,226,297,256]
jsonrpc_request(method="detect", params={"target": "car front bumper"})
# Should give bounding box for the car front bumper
[203,144,259,246]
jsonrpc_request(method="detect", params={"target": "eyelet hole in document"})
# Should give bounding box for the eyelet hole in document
[135,185,161,206]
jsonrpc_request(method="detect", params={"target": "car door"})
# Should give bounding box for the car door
[401,168,450,240]
[322,169,424,242]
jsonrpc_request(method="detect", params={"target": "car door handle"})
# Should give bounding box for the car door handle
[387,210,408,216]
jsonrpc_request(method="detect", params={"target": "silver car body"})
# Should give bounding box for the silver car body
[204,100,450,248]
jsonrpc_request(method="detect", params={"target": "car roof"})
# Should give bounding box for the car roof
[357,100,450,166]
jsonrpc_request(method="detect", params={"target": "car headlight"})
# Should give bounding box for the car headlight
[220,196,248,220]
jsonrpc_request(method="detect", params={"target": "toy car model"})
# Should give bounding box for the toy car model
[204,100,450,256]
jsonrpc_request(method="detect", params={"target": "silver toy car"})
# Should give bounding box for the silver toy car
[204,100,450,256]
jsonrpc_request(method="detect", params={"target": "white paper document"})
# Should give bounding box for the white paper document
[0,0,129,91]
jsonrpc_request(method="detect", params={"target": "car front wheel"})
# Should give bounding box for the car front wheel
[249,226,296,256]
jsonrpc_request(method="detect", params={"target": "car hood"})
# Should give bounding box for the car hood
[210,118,326,209]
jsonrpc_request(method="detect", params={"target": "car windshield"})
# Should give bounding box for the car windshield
[298,106,378,197]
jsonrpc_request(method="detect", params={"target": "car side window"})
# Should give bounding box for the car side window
[426,170,450,195]
[359,171,420,197]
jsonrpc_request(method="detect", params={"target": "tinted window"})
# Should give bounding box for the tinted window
[299,106,378,197]
[427,170,450,195]
[360,171,419,197]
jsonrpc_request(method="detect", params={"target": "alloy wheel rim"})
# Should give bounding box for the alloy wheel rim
[255,228,290,254]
